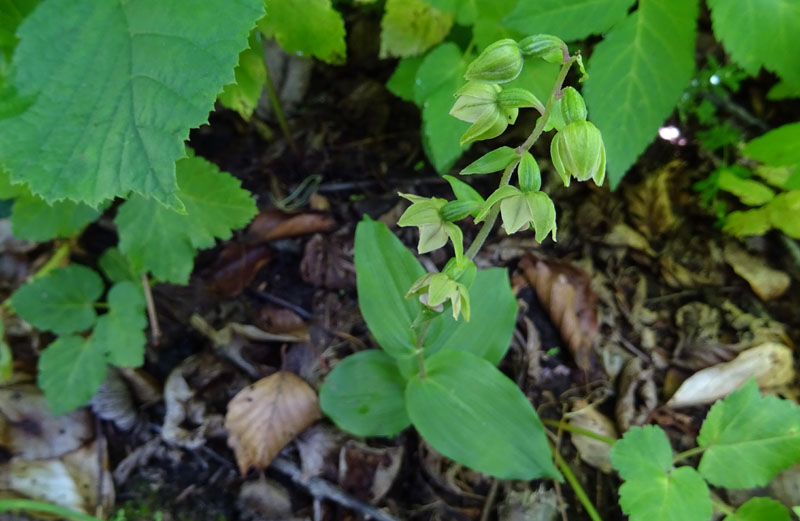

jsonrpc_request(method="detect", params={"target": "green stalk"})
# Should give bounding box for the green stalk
[0,499,103,521]
[465,56,577,260]
[543,418,616,445]
[263,61,299,156]
[550,444,605,521]
[673,445,706,464]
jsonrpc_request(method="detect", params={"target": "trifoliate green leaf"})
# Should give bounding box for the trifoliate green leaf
[708,0,800,90]
[98,248,140,284]
[116,156,257,284]
[460,147,518,175]
[37,335,107,415]
[767,191,800,238]
[94,281,147,368]
[610,425,713,521]
[724,497,792,521]
[698,379,800,489]
[503,0,636,42]
[416,44,470,173]
[380,0,453,58]
[743,122,800,167]
[0,0,263,208]
[386,55,424,103]
[11,265,103,335]
[259,0,345,64]
[218,30,267,120]
[584,0,699,188]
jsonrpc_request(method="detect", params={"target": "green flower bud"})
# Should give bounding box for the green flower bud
[560,87,587,125]
[465,39,524,83]
[497,88,543,112]
[550,121,606,187]
[518,151,541,192]
[406,271,471,321]
[450,81,501,123]
[518,34,568,64]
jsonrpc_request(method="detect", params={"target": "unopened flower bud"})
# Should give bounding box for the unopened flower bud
[465,39,523,83]
[518,34,568,64]
[450,81,501,123]
[560,87,587,125]
[518,151,541,192]
[550,121,606,186]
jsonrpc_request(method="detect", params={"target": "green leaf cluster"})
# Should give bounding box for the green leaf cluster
[611,380,800,521]
[10,266,147,414]
[320,218,560,481]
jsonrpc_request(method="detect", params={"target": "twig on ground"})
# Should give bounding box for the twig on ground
[479,479,499,521]
[141,274,161,346]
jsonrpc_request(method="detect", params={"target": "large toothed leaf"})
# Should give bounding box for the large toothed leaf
[584,0,699,188]
[218,30,267,120]
[406,349,559,480]
[0,0,39,68]
[115,156,257,284]
[503,0,637,42]
[610,425,713,521]
[708,0,800,90]
[11,265,103,335]
[37,335,107,415]
[743,122,800,167]
[259,0,345,64]
[0,0,263,208]
[697,380,800,489]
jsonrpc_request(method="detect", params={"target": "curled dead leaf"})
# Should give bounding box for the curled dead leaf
[624,161,680,239]
[226,371,321,474]
[616,358,657,432]
[566,399,618,473]
[338,440,404,503]
[247,209,337,243]
[667,342,795,408]
[723,242,791,300]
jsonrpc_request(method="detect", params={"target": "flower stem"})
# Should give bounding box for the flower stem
[673,445,706,464]
[464,56,577,260]
[550,443,605,521]
[543,418,616,445]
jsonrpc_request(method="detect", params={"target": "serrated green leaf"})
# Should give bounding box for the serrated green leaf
[717,168,775,206]
[10,195,101,241]
[724,497,792,521]
[0,0,263,208]
[320,350,410,437]
[698,380,800,489]
[37,335,107,415]
[708,0,800,90]
[744,123,800,167]
[11,265,103,335]
[259,0,345,64]
[94,281,147,368]
[116,156,257,284]
[610,425,713,521]
[98,248,140,284]
[386,55,424,103]
[416,44,470,173]
[460,147,518,175]
[380,0,453,59]
[406,349,559,480]
[502,0,636,42]
[219,30,266,120]
[422,268,517,365]
[584,0,699,189]
[354,218,424,361]
[767,191,800,238]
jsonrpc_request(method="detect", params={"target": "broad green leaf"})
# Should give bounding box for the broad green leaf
[116,156,257,284]
[610,425,713,521]
[94,281,147,368]
[354,218,424,360]
[708,0,800,90]
[584,0,699,188]
[423,0,477,25]
[460,147,518,175]
[98,248,140,284]
[219,30,266,120]
[723,208,771,237]
[744,123,800,167]
[11,265,103,335]
[767,191,800,238]
[471,0,519,50]
[415,44,470,173]
[724,497,792,521]
[320,350,410,437]
[37,335,107,414]
[380,0,453,58]
[0,0,263,208]
[0,0,39,66]
[698,379,800,489]
[386,55,424,103]
[259,0,345,64]
[406,349,559,480]
[10,195,101,241]
[767,80,800,101]
[423,268,517,365]
[503,0,636,42]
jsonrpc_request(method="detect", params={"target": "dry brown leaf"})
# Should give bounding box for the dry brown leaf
[624,161,680,239]
[300,233,356,289]
[205,243,273,297]
[616,358,657,431]
[603,223,655,255]
[247,209,337,243]
[723,242,791,300]
[338,441,404,503]
[226,371,321,474]
[666,342,795,407]
[566,399,618,473]
[519,254,598,373]
[90,368,138,431]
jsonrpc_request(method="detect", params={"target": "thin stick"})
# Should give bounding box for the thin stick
[141,274,161,346]
[271,456,401,521]
[479,479,500,521]
[550,445,604,521]
[263,61,299,156]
